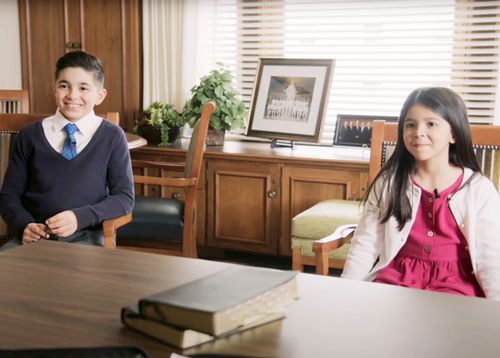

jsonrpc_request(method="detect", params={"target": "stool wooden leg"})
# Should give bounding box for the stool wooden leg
[292,248,303,272]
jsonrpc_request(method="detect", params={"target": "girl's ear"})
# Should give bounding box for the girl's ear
[449,134,456,144]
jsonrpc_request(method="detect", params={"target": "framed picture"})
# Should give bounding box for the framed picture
[333,114,398,147]
[246,58,335,143]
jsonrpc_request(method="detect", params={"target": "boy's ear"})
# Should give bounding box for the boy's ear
[95,88,107,105]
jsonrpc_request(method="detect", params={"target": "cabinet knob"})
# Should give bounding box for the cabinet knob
[267,190,277,198]
[172,192,181,200]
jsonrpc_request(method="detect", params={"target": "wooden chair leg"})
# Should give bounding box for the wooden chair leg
[182,197,198,258]
[102,213,132,248]
[292,247,304,272]
[314,248,330,275]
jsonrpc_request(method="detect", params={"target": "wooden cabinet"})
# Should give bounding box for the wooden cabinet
[18,0,141,130]
[206,159,280,254]
[131,141,369,256]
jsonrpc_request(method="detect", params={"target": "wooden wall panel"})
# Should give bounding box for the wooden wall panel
[82,0,124,120]
[19,0,141,130]
[20,0,66,114]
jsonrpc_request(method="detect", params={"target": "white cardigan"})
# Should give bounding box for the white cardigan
[341,168,500,301]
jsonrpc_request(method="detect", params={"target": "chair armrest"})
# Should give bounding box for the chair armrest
[132,175,198,187]
[102,213,132,248]
[132,159,185,172]
[312,224,357,275]
[313,224,357,251]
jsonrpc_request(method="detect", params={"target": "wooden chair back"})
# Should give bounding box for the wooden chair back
[0,112,121,241]
[370,120,500,190]
[0,112,120,131]
[127,101,216,257]
[0,90,30,114]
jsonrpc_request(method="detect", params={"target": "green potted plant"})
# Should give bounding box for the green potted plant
[182,63,248,145]
[135,102,186,146]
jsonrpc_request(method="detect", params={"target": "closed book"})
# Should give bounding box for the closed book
[139,267,297,336]
[122,305,286,350]
[121,305,213,349]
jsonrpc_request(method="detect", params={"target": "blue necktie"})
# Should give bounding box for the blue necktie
[62,123,79,160]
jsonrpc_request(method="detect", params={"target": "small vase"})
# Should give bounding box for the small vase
[206,128,225,146]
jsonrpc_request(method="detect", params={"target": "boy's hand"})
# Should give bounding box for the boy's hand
[22,223,49,244]
[46,210,78,238]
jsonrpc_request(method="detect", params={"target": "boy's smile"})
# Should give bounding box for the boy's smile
[54,67,107,122]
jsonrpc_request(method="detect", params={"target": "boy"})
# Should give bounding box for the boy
[0,51,134,248]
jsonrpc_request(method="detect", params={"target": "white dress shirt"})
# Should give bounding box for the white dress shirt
[42,109,103,155]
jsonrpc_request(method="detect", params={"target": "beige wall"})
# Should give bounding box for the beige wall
[0,0,22,89]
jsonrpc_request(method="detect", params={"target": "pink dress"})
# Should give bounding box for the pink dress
[374,173,485,297]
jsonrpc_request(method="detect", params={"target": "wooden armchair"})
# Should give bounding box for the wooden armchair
[112,101,216,258]
[0,112,123,248]
[0,90,30,114]
[312,121,500,275]
[291,120,391,273]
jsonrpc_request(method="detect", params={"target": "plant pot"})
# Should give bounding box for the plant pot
[137,125,182,146]
[206,128,225,146]
[167,126,182,143]
[137,124,162,146]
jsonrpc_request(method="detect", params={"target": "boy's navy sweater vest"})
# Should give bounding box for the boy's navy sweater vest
[0,120,134,236]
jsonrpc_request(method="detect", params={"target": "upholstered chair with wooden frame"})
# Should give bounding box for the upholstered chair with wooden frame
[290,121,388,273]
[312,121,500,275]
[0,90,30,114]
[113,101,216,258]
[0,112,123,248]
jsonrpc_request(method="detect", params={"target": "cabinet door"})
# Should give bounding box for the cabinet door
[207,160,280,254]
[19,0,141,130]
[280,164,369,255]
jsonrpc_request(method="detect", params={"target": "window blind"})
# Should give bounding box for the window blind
[198,0,500,144]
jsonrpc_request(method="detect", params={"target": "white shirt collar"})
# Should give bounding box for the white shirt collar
[52,109,98,136]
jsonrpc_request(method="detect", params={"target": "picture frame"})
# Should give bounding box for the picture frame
[333,114,398,147]
[246,58,335,143]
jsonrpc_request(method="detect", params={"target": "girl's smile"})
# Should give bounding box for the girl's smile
[403,104,455,166]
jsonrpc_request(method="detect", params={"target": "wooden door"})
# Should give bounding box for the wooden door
[18,0,141,130]
[206,159,281,254]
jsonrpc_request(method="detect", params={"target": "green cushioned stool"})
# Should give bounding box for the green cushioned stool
[291,199,362,272]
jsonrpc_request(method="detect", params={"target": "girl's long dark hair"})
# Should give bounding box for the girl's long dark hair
[362,87,481,230]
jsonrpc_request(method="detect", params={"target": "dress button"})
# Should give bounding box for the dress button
[428,197,434,204]
[427,212,432,218]
[427,231,434,237]
[424,246,432,254]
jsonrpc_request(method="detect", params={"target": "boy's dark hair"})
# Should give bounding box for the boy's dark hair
[55,51,105,86]
[363,87,480,230]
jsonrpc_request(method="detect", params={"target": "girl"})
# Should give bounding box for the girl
[341,87,500,300]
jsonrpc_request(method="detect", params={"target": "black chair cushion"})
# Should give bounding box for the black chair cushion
[117,196,184,244]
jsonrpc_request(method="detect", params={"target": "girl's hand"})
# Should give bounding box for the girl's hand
[45,210,78,238]
[22,223,49,244]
